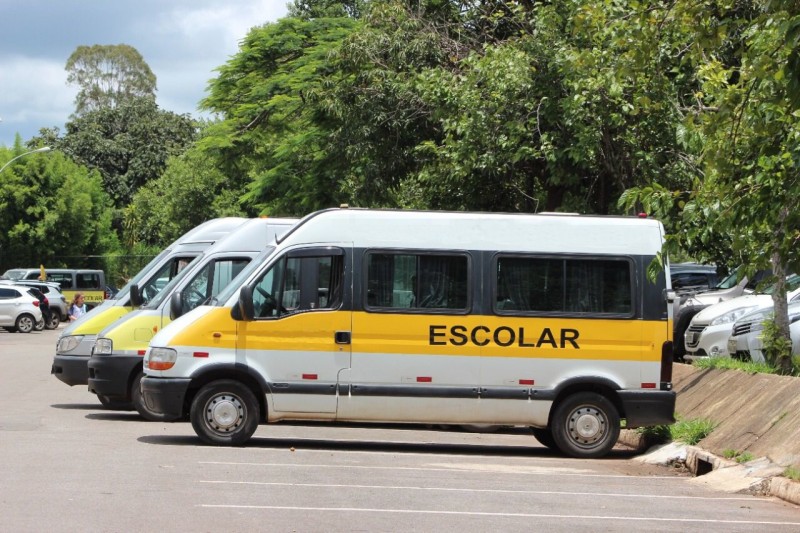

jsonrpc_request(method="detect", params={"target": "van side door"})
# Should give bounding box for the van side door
[238,246,351,415]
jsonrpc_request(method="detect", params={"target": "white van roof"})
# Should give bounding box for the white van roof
[169,217,249,247]
[200,217,298,253]
[279,208,664,256]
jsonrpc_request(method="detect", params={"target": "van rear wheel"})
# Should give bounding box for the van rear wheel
[191,380,259,446]
[551,392,620,458]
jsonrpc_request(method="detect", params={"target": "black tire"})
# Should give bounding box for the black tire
[34,318,45,331]
[531,427,558,450]
[551,392,620,459]
[191,380,259,446]
[45,311,60,330]
[673,306,702,360]
[97,393,134,411]
[132,372,175,421]
[15,314,36,334]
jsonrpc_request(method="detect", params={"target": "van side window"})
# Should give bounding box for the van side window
[366,252,469,311]
[496,256,632,315]
[140,257,193,304]
[77,273,101,290]
[48,273,72,289]
[253,253,344,318]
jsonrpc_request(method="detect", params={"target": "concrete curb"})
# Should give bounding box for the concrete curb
[629,439,800,506]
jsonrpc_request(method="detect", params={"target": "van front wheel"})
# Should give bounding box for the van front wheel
[191,380,259,446]
[551,392,620,458]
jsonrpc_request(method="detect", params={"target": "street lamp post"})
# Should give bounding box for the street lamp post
[0,146,52,174]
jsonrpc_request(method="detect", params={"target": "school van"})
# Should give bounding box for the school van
[141,208,676,458]
[51,217,249,397]
[3,268,106,308]
[87,217,297,418]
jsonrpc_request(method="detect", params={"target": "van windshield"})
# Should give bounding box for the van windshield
[115,248,174,300]
[143,254,206,309]
[210,247,276,306]
[1,269,26,280]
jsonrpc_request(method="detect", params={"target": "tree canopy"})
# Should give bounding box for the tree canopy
[66,44,157,116]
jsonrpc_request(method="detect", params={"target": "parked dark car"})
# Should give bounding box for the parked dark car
[670,263,719,295]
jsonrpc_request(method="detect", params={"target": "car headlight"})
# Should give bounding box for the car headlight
[94,338,113,356]
[711,306,759,326]
[57,335,83,353]
[146,347,177,371]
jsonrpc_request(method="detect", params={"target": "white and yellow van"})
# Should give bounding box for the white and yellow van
[87,217,296,418]
[51,217,249,399]
[141,208,676,458]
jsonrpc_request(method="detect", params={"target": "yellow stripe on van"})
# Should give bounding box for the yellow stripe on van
[70,307,131,335]
[164,308,665,363]
[105,312,172,352]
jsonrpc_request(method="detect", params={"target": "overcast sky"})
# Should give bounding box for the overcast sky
[0,0,290,147]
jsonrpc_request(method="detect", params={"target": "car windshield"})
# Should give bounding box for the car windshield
[114,248,174,300]
[210,247,276,307]
[762,273,800,295]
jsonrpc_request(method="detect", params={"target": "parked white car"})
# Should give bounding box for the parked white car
[727,300,800,363]
[0,285,44,333]
[684,274,800,360]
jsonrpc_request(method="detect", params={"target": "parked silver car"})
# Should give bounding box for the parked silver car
[728,300,800,363]
[0,285,43,333]
[4,280,68,328]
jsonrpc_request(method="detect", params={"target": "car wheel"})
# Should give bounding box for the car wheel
[531,427,558,450]
[190,380,259,446]
[551,392,620,459]
[132,373,175,421]
[45,312,60,330]
[97,394,133,411]
[15,314,36,334]
[34,318,45,331]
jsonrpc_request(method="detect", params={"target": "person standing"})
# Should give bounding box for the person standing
[68,292,87,321]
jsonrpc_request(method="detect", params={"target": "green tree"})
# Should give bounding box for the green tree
[57,96,197,207]
[0,142,119,273]
[66,44,157,116]
[127,142,247,246]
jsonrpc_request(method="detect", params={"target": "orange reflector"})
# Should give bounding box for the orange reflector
[302,373,318,380]
[519,379,534,385]
[152,326,158,333]
[148,361,173,371]
[193,352,209,358]
[417,376,432,383]
[641,382,656,388]
[137,350,146,356]
[213,332,222,338]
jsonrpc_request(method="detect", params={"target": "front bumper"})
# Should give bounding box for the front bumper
[88,354,144,401]
[51,355,90,386]
[685,323,733,358]
[140,376,191,420]
[618,390,676,428]
[51,335,97,386]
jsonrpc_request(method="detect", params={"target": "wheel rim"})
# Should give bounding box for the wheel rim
[566,404,608,449]
[18,316,34,333]
[203,393,246,437]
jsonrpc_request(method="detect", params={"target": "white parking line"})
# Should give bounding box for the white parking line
[196,504,800,526]
[199,480,762,502]
[199,461,681,479]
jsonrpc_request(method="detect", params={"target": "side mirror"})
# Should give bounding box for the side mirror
[169,291,183,320]
[129,284,143,307]
[232,286,255,321]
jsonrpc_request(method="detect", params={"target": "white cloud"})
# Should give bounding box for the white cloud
[0,0,289,146]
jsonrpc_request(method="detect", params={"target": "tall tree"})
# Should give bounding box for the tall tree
[65,44,157,116]
[57,96,197,207]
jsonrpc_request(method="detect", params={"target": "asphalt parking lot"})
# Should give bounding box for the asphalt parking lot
[2,326,800,532]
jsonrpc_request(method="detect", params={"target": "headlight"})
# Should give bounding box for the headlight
[146,347,177,371]
[711,306,759,326]
[94,338,113,356]
[57,335,83,353]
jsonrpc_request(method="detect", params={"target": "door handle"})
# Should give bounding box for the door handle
[334,331,351,344]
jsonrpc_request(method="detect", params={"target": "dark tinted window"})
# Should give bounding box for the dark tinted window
[366,252,469,311]
[496,256,632,315]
